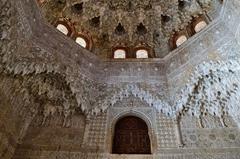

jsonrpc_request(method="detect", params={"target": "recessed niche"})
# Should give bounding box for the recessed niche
[178,0,190,9]
[137,23,147,35]
[179,0,185,8]
[161,15,171,23]
[90,16,100,28]
[72,3,83,14]
[115,23,126,35]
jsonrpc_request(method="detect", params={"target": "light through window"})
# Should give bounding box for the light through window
[136,49,148,58]
[176,35,187,47]
[56,24,69,35]
[76,37,87,48]
[194,21,207,33]
[114,49,126,59]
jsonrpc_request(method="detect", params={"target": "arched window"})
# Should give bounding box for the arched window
[56,24,69,35]
[194,20,207,33]
[75,36,87,48]
[113,49,126,59]
[112,116,151,154]
[176,35,187,47]
[136,49,148,58]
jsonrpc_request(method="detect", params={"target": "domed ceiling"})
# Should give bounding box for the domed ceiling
[37,0,222,59]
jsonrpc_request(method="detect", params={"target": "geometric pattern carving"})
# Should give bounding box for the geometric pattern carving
[156,113,178,150]
[86,113,107,149]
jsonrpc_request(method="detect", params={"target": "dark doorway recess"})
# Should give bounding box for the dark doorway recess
[112,116,151,154]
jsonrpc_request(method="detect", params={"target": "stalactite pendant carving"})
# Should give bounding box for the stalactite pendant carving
[175,60,240,128]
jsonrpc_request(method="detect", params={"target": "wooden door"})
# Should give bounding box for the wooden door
[112,116,151,154]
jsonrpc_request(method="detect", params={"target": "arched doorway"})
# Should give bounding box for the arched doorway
[112,116,151,154]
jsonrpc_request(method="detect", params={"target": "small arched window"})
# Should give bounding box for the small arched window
[56,24,69,35]
[176,35,187,47]
[136,49,148,58]
[194,20,207,33]
[114,49,126,59]
[75,36,87,48]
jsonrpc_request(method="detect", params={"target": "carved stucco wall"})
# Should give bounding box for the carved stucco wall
[166,0,240,100]
[1,0,240,159]
[180,115,240,148]
[14,114,86,158]
[13,64,240,158]
[0,0,37,158]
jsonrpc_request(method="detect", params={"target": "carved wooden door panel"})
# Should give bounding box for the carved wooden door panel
[112,116,151,154]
